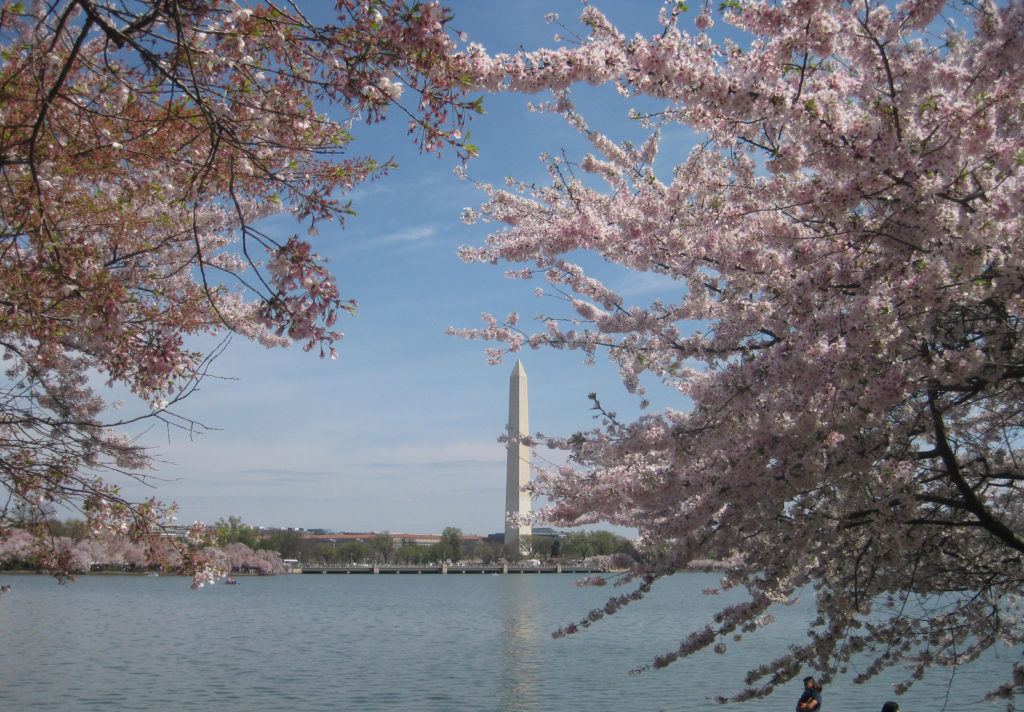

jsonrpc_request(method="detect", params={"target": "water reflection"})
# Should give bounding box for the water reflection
[498,575,544,712]
[0,572,1011,712]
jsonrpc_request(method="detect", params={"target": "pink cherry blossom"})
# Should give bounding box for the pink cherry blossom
[454,0,1024,704]
[0,0,479,582]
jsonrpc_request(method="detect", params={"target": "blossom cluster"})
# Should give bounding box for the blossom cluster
[0,0,478,582]
[0,526,288,588]
[453,0,1024,702]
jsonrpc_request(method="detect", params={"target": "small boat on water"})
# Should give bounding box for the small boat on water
[225,578,240,585]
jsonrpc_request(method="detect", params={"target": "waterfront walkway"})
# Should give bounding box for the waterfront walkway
[300,563,608,575]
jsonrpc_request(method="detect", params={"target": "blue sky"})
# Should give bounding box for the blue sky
[122,0,700,536]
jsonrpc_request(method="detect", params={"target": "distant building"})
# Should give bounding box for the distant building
[291,532,488,548]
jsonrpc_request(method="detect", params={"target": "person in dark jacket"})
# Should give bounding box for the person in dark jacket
[796,677,822,712]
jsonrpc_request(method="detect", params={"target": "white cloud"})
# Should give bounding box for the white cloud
[379,225,437,244]
[614,270,681,297]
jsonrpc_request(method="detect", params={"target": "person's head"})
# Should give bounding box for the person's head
[881,702,899,712]
[803,677,816,689]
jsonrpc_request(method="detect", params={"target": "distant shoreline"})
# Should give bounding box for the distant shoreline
[0,569,251,578]
[0,569,177,577]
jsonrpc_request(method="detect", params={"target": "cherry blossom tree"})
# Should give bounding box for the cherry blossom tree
[0,525,286,574]
[0,526,35,566]
[0,0,477,585]
[219,540,286,574]
[454,0,1024,704]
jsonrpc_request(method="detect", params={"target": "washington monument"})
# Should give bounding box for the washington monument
[505,360,532,555]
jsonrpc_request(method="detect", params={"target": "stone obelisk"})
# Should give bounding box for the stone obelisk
[505,360,532,556]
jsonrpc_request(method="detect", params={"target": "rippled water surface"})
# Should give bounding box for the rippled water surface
[0,571,1012,711]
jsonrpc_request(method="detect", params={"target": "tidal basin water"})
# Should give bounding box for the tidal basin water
[0,571,1013,712]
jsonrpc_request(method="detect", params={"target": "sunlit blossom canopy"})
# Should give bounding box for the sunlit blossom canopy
[453,0,1024,703]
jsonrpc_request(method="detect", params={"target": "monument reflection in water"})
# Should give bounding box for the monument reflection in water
[498,574,544,712]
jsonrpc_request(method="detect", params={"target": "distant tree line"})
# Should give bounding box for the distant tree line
[226,524,476,566]
[213,517,640,567]
[0,514,642,575]
[555,531,638,561]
